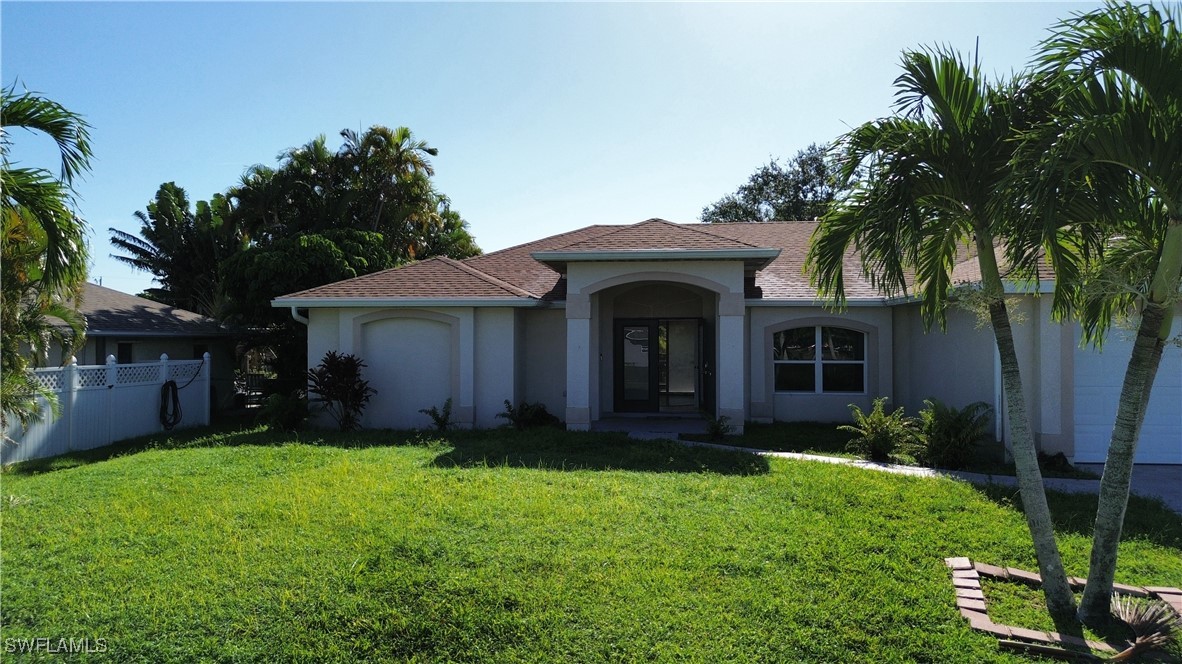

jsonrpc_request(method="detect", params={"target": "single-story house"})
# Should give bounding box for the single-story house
[46,283,238,409]
[273,218,1181,465]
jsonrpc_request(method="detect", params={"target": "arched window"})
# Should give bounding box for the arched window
[773,326,865,393]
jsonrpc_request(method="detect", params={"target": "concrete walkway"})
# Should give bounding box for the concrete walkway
[675,438,1182,515]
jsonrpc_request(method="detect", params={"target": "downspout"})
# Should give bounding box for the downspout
[290,307,309,326]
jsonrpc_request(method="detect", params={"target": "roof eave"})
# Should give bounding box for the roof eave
[272,297,547,309]
[530,248,782,272]
[745,297,890,307]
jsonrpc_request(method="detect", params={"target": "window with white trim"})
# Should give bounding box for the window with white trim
[773,326,866,393]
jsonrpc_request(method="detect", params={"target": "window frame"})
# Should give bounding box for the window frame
[772,325,867,394]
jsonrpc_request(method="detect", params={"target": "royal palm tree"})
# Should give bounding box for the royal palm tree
[1,85,92,431]
[1011,1,1182,625]
[805,48,1078,619]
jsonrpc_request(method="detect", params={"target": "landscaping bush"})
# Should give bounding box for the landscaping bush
[706,415,734,441]
[306,351,376,431]
[496,400,561,430]
[916,399,992,469]
[841,397,919,462]
[258,393,308,432]
[419,398,453,432]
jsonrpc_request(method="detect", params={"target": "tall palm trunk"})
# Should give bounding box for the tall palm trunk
[975,229,1078,620]
[1078,219,1182,624]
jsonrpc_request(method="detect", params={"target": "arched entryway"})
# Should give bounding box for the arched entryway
[597,282,716,415]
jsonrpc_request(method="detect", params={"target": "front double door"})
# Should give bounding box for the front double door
[614,318,713,414]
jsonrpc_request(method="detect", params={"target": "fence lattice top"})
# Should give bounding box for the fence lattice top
[117,364,157,385]
[77,368,108,389]
[30,370,64,392]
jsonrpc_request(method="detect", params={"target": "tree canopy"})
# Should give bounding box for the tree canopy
[111,124,481,386]
[1,85,92,430]
[701,144,836,223]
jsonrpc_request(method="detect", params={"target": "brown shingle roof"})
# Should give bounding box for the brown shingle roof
[75,283,228,336]
[463,225,619,300]
[696,221,894,300]
[276,219,968,304]
[281,256,537,300]
[549,218,763,252]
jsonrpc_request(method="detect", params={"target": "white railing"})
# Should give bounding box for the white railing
[2,353,212,464]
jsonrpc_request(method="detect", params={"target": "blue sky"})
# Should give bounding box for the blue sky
[3,1,1102,298]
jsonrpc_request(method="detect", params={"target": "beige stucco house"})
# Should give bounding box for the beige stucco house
[273,219,1181,465]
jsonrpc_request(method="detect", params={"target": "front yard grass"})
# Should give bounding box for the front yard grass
[2,423,1179,663]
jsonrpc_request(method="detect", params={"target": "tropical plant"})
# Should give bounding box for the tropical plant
[701,144,837,222]
[1,85,92,433]
[1109,593,1182,661]
[840,398,919,462]
[1009,1,1182,624]
[419,398,453,433]
[306,351,376,432]
[805,48,1078,617]
[916,399,992,470]
[258,393,308,432]
[705,415,734,441]
[496,400,561,430]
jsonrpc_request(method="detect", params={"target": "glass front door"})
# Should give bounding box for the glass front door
[614,318,704,413]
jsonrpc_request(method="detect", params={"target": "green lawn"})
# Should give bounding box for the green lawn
[2,424,1179,663]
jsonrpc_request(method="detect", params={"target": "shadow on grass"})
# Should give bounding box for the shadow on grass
[3,418,769,477]
[973,483,1182,552]
[429,427,770,475]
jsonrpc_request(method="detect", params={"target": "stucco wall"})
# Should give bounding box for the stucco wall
[520,308,567,418]
[892,304,997,431]
[474,308,518,428]
[748,306,894,423]
[311,306,476,429]
[891,296,1075,455]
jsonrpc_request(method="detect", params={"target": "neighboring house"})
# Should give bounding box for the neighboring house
[273,219,1181,465]
[46,283,238,410]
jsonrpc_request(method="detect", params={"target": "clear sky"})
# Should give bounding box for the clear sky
[3,1,1102,298]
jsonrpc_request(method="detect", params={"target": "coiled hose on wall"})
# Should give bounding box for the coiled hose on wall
[160,380,182,430]
[159,357,204,430]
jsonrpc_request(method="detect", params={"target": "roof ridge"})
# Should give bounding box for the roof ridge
[466,225,621,261]
[438,257,539,299]
[646,218,765,249]
[546,218,765,252]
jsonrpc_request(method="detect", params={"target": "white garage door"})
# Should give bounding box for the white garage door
[360,317,452,430]
[1074,317,1182,464]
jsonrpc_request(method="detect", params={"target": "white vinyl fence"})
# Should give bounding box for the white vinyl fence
[2,353,211,464]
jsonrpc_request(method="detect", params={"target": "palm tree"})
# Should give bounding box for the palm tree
[1013,1,1182,625]
[1,85,92,432]
[805,48,1078,619]
[110,183,242,317]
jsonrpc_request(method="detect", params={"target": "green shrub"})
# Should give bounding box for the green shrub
[496,400,561,430]
[840,398,919,462]
[706,415,734,441]
[259,394,308,432]
[419,398,453,432]
[916,399,992,469]
[306,351,376,431]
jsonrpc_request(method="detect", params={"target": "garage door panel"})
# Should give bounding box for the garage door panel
[360,317,452,430]
[1074,319,1181,465]
[1074,386,1118,426]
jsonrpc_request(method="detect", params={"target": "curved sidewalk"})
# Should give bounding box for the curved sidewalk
[679,439,1181,515]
